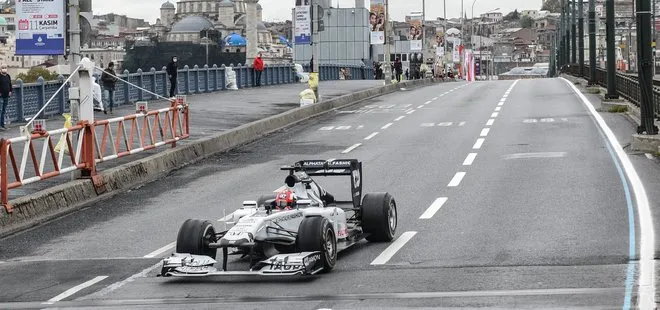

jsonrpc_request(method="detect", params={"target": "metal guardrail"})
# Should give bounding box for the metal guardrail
[0,100,189,213]
[565,64,660,118]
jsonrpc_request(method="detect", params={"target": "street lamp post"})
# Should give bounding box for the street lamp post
[384,0,392,84]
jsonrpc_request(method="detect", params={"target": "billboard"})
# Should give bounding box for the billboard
[294,0,311,45]
[370,0,385,45]
[16,0,65,55]
[407,14,422,51]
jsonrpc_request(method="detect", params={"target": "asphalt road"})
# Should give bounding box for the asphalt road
[0,78,655,309]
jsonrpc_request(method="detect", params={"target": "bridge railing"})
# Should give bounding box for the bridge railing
[565,64,660,118]
[6,63,374,126]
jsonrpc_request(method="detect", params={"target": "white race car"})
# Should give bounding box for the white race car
[160,159,398,277]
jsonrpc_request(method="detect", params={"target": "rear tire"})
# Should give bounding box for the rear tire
[176,219,217,258]
[296,216,337,273]
[361,193,397,242]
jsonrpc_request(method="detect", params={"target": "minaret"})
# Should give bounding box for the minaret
[245,0,259,63]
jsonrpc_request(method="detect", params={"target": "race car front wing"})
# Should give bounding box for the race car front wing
[160,252,324,277]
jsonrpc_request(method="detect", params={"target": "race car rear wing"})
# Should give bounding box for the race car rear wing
[281,159,362,208]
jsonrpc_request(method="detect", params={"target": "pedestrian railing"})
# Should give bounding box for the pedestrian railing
[6,63,374,126]
[565,64,660,118]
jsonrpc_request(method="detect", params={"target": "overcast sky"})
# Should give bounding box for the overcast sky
[94,0,543,24]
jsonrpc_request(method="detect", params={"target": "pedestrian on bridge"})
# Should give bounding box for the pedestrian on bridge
[100,62,117,114]
[253,53,264,87]
[166,56,178,98]
[0,64,11,130]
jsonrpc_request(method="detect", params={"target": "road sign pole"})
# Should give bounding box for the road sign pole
[572,0,577,63]
[384,0,392,84]
[637,0,658,134]
[589,0,597,84]
[606,0,618,98]
[312,0,320,99]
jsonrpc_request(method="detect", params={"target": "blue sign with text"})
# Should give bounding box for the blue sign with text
[16,34,65,55]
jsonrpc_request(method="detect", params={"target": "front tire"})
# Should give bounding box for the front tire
[361,193,397,242]
[296,216,337,273]
[176,219,217,258]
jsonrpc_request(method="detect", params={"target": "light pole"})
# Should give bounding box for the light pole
[477,8,499,80]
[384,0,392,84]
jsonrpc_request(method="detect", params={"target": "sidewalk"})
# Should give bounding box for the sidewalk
[3,80,383,199]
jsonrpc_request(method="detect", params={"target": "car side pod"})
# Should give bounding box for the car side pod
[159,252,324,277]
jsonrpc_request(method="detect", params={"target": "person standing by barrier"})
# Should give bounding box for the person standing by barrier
[0,64,11,130]
[166,56,178,98]
[101,62,117,114]
[253,53,264,87]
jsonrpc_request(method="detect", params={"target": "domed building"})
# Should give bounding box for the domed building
[151,0,275,50]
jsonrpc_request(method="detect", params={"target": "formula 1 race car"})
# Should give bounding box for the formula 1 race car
[160,159,397,277]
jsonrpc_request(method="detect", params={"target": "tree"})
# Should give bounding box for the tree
[541,0,562,13]
[520,16,534,28]
[15,67,59,83]
[504,9,520,21]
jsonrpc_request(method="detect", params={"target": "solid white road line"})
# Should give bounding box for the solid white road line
[43,276,109,304]
[480,128,490,137]
[394,116,405,121]
[463,153,478,166]
[364,132,379,140]
[143,242,176,258]
[486,119,495,126]
[473,138,485,149]
[495,107,501,111]
[447,172,466,187]
[491,112,499,118]
[502,152,567,160]
[342,143,362,154]
[370,231,417,265]
[420,197,448,219]
[645,153,654,159]
[562,77,655,309]
[406,110,416,114]
[382,123,393,129]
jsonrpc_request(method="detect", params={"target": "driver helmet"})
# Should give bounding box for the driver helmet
[275,189,297,210]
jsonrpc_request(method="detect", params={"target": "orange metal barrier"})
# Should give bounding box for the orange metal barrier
[0,99,189,213]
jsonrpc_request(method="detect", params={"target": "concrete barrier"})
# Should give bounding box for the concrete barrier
[0,78,442,237]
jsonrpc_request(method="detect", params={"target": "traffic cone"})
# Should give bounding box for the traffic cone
[55,113,72,154]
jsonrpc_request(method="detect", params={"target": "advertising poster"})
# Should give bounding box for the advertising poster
[407,14,422,51]
[16,0,65,55]
[370,0,385,45]
[435,26,445,57]
[294,0,311,45]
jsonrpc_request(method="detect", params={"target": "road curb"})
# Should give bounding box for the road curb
[0,78,442,238]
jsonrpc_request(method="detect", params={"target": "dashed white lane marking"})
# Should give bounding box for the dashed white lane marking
[480,128,490,137]
[447,172,467,187]
[417,105,424,109]
[342,143,362,154]
[432,97,438,100]
[406,110,416,115]
[43,276,109,305]
[425,101,432,104]
[473,138,485,149]
[394,116,405,121]
[491,112,499,118]
[381,123,393,129]
[421,123,435,127]
[463,153,478,166]
[495,107,501,111]
[370,231,417,265]
[420,197,448,219]
[143,242,176,258]
[502,152,567,160]
[486,119,495,126]
[437,122,453,126]
[646,153,654,159]
[357,125,364,129]
[458,121,466,126]
[319,126,335,131]
[364,132,379,140]
[498,102,504,106]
